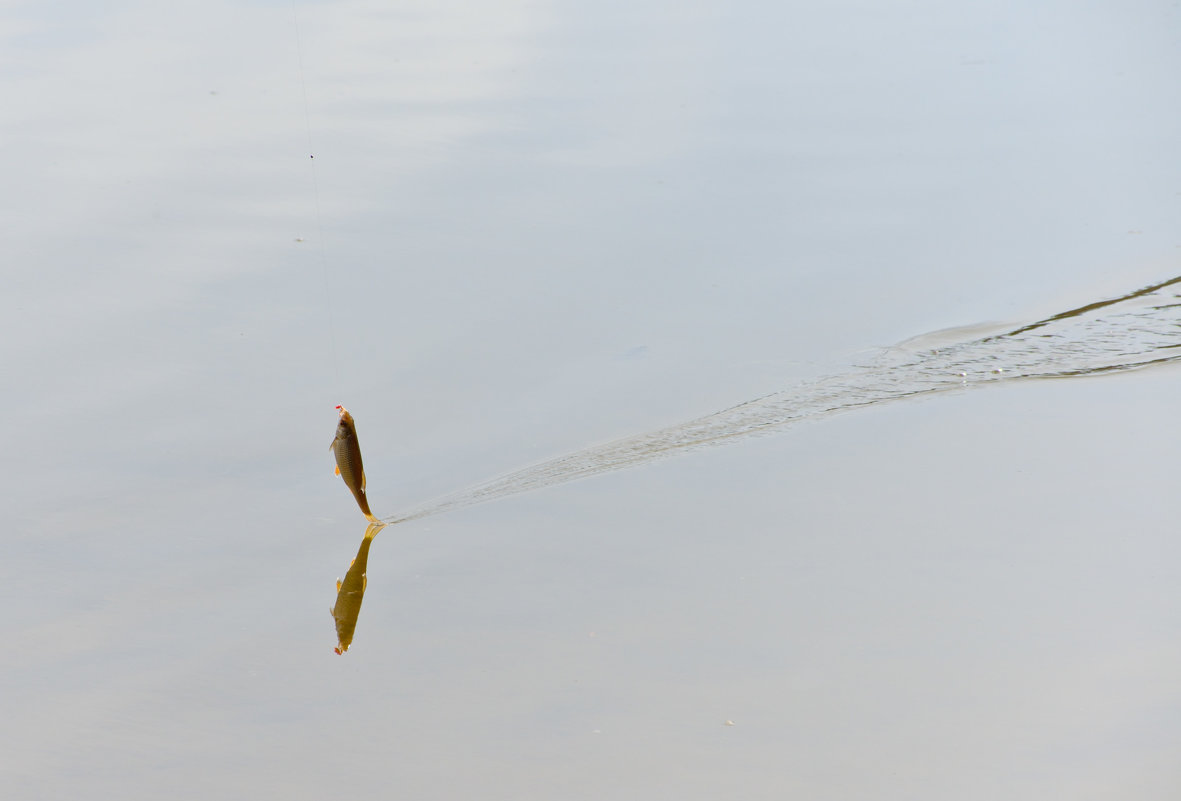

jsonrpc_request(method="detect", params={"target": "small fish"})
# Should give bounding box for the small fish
[331,521,385,654]
[330,404,378,522]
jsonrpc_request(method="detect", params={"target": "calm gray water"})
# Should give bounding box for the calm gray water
[3,1,1180,799]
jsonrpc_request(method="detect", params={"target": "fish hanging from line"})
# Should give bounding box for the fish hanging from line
[330,404,379,522]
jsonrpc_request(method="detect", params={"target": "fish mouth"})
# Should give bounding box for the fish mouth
[335,404,348,418]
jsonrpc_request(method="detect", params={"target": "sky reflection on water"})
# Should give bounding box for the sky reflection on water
[3,1,1181,798]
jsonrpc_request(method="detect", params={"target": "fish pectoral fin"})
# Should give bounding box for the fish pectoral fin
[362,575,367,591]
[349,558,355,567]
[335,579,342,592]
[334,465,340,476]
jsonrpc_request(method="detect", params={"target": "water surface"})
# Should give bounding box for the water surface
[3,1,1180,799]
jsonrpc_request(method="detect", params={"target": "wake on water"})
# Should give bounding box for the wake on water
[382,274,1181,525]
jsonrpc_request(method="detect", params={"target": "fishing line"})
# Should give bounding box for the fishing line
[291,1,341,389]
[382,273,1181,525]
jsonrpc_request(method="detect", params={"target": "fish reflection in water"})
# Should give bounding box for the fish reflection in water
[332,521,385,654]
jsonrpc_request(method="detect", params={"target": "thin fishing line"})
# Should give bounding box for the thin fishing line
[291,1,341,389]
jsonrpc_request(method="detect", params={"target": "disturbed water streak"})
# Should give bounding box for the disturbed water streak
[384,275,1181,525]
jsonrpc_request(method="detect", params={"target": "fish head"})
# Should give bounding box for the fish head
[335,404,353,424]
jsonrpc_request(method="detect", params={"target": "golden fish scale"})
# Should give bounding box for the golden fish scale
[334,433,364,492]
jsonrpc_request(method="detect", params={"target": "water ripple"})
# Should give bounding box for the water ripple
[385,275,1181,524]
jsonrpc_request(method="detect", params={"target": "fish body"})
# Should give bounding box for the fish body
[331,522,384,654]
[331,405,378,522]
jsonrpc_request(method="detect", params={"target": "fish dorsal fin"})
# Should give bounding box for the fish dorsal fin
[361,470,366,491]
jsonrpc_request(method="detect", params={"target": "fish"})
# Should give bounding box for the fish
[331,521,385,654]
[330,404,378,523]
